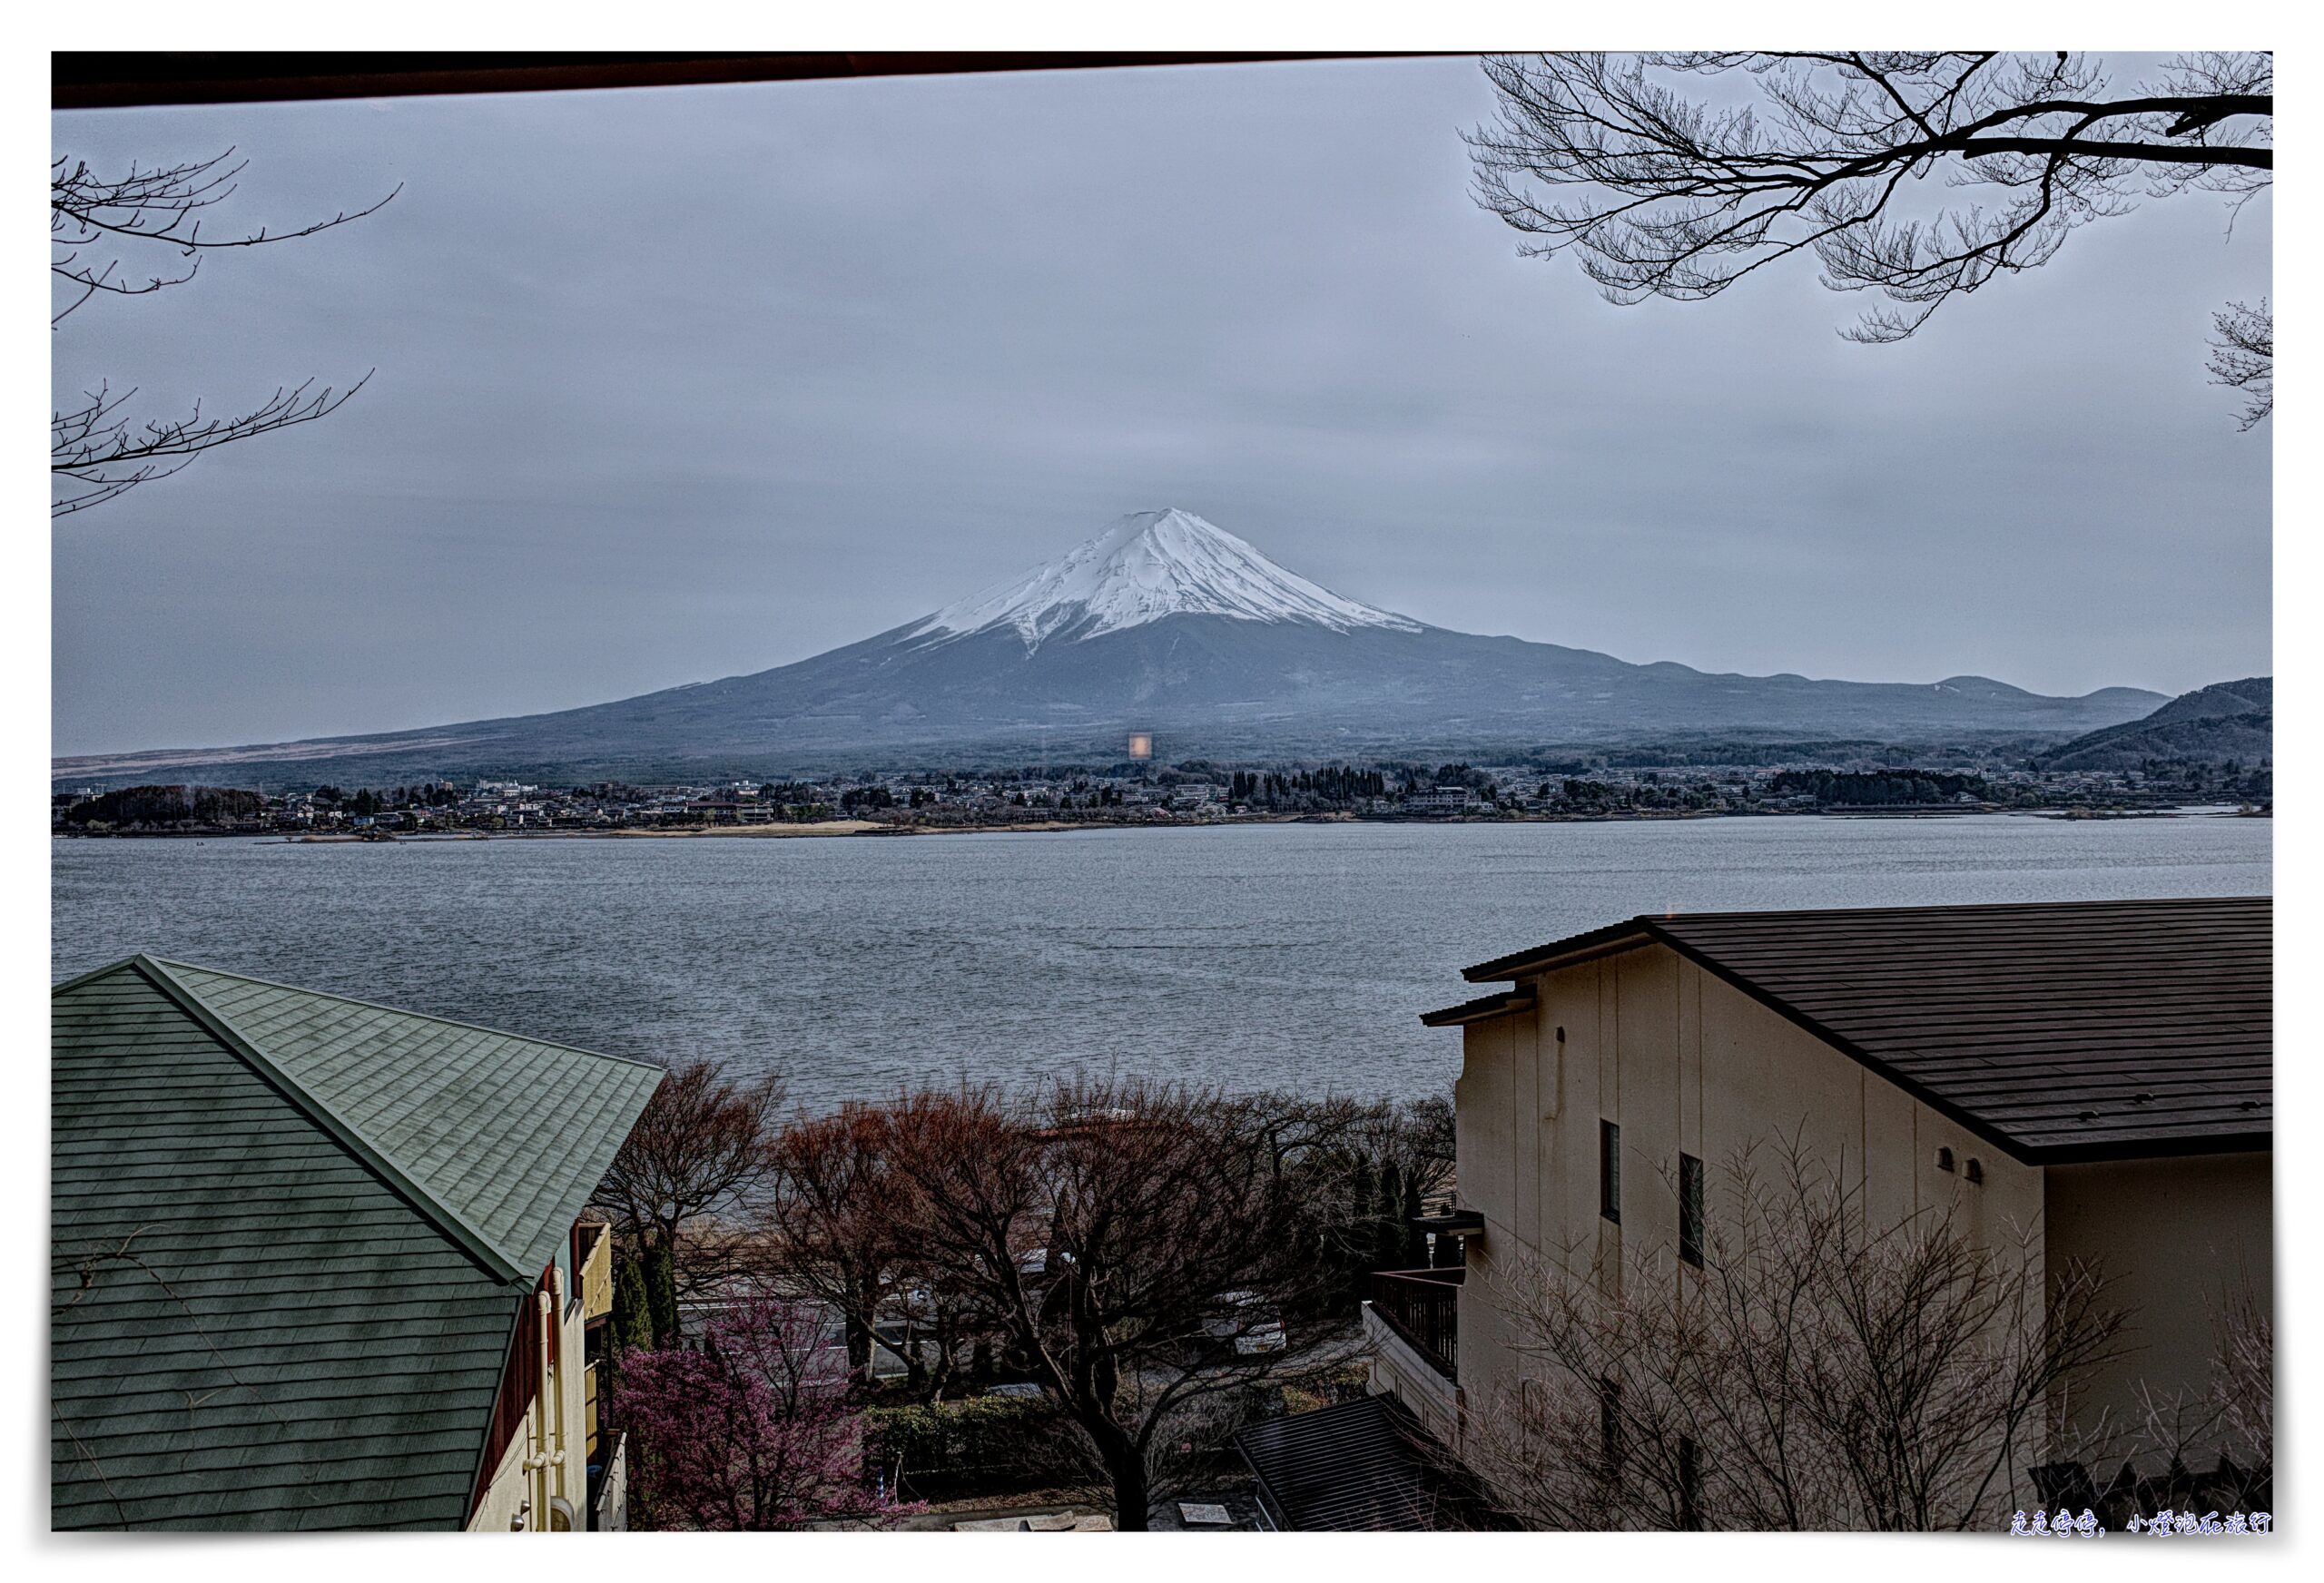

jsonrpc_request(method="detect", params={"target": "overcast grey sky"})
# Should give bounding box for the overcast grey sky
[52,56,2270,756]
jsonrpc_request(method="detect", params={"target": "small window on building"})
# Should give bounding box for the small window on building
[1965,1157,1984,1185]
[1600,1120,1621,1224]
[1935,1146,1955,1173]
[1679,1152,1705,1267]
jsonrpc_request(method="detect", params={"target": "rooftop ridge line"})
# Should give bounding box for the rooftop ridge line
[123,957,528,1285]
[136,957,668,1074]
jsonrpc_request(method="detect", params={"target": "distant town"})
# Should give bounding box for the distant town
[53,748,2272,838]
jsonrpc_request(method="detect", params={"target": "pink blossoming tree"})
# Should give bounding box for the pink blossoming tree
[610,1295,911,1530]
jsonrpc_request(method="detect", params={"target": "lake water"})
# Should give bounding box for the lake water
[52,816,2270,1108]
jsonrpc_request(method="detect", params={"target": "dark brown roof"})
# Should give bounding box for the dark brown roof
[1454,897,2270,1165]
[1234,1394,1503,1531]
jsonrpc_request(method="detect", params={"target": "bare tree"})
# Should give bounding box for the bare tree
[2063,1279,2275,1524]
[1257,1092,1457,1297]
[1468,53,2271,422]
[51,151,396,516]
[2208,1282,2272,1471]
[592,1059,785,1346]
[2208,300,2273,431]
[1459,1138,2127,1530]
[762,1104,905,1389]
[872,1079,1365,1529]
[1309,1091,1457,1204]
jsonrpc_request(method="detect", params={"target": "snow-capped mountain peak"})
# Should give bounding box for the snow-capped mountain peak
[907,508,1422,651]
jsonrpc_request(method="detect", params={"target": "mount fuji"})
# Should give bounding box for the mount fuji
[906,508,1423,648]
[57,508,2164,787]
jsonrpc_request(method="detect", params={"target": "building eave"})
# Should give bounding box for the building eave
[1419,988,1537,1027]
[1461,920,1657,982]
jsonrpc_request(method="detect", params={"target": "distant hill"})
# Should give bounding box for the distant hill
[2034,677,2272,772]
[54,509,2168,790]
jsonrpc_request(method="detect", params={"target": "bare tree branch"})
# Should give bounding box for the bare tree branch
[51,151,399,322]
[1458,1136,2131,1530]
[50,151,396,516]
[1468,51,2272,388]
[592,1059,783,1343]
[2208,299,2272,430]
[51,373,374,517]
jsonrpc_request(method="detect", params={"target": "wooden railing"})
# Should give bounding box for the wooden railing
[1370,1267,1462,1381]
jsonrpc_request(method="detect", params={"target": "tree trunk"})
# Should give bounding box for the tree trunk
[644,1235,680,1348]
[902,1318,929,1394]
[1057,1280,1147,1529]
[1091,1423,1151,1531]
[1349,1157,1377,1303]
[847,1268,881,1389]
[611,1251,654,1354]
[925,1313,958,1401]
[1375,1162,1405,1273]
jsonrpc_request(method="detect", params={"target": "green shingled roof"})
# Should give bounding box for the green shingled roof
[51,958,664,1531]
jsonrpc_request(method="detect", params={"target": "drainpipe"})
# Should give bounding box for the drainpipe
[521,1285,555,1529]
[549,1265,569,1508]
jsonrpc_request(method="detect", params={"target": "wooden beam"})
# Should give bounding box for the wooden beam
[54,52,1428,111]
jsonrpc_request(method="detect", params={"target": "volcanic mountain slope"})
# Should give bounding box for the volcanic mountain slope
[2034,677,2272,772]
[57,509,2166,788]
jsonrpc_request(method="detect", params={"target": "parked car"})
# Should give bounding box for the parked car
[1203,1291,1286,1356]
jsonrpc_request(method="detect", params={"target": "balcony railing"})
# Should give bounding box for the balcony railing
[1370,1267,1462,1381]
[591,1429,629,1532]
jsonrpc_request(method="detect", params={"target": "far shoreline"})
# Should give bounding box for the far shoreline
[50,804,2268,845]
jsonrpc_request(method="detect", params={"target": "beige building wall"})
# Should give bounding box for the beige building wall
[467,1270,592,1532]
[1453,942,2046,1423]
[469,1432,534,1533]
[2046,1152,2273,1451]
